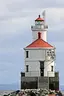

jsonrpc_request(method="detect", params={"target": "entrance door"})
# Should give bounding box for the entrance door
[40,61,44,76]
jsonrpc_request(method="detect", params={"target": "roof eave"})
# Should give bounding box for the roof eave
[35,20,44,21]
[24,47,55,50]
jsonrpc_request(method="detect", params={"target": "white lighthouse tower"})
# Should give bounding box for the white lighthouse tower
[31,14,48,41]
[21,12,59,90]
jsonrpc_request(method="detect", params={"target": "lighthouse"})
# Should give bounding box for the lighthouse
[21,12,59,90]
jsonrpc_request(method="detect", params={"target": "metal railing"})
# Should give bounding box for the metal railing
[31,26,44,31]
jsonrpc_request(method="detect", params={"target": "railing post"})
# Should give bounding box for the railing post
[38,71,39,89]
[47,71,49,90]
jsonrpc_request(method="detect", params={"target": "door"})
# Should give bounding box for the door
[40,61,44,76]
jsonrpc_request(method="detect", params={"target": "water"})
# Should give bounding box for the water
[0,90,14,96]
[0,84,19,95]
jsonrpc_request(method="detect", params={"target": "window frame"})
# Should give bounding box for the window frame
[51,66,53,72]
[26,51,29,58]
[26,65,29,72]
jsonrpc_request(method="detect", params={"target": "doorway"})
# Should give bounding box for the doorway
[40,61,44,76]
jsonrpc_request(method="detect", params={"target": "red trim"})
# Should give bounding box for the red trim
[38,32,41,39]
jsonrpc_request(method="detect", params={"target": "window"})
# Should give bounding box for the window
[26,51,29,58]
[51,66,53,72]
[26,65,29,72]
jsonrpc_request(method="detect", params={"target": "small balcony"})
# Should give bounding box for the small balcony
[31,26,44,31]
[31,25,48,31]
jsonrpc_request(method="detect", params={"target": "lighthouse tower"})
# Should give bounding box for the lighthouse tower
[31,14,48,41]
[21,12,59,90]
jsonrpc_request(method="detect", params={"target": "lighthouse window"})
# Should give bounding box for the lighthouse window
[48,53,50,56]
[47,51,49,53]
[52,51,54,53]
[26,65,29,72]
[51,66,53,72]
[47,51,50,56]
[26,51,29,58]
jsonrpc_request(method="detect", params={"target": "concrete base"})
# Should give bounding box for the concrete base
[21,72,59,90]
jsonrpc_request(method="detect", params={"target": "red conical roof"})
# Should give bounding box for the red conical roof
[35,15,44,21]
[26,39,53,48]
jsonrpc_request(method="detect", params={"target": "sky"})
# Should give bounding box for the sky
[0,0,64,87]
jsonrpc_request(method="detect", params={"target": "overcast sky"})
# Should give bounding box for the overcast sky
[0,0,64,88]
